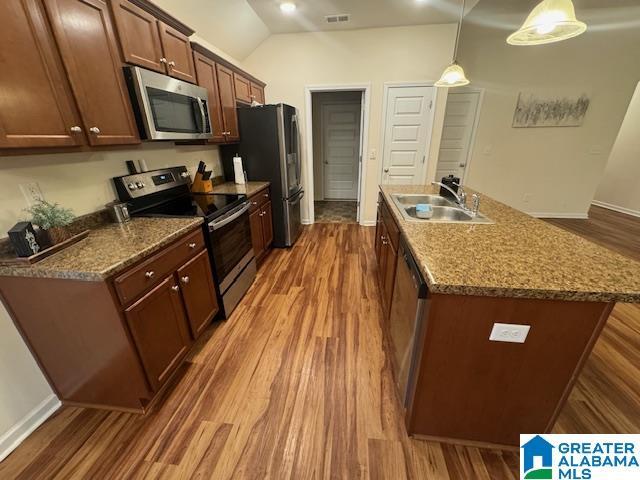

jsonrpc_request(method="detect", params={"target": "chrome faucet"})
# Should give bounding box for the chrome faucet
[431,181,466,208]
[471,193,480,216]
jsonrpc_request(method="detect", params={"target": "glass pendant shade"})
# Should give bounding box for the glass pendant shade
[435,63,470,88]
[507,0,587,46]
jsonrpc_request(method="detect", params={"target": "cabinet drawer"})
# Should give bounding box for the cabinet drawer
[381,200,400,250]
[248,188,270,213]
[114,229,205,305]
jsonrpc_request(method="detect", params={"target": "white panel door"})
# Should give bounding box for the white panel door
[322,102,361,199]
[435,91,480,182]
[381,86,435,185]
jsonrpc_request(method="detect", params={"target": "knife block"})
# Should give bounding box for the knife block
[191,172,214,194]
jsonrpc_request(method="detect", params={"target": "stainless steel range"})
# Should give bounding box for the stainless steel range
[113,166,256,318]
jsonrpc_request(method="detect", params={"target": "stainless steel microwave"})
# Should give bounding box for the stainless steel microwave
[125,66,213,141]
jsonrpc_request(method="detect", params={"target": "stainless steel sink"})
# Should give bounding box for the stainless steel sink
[390,193,493,224]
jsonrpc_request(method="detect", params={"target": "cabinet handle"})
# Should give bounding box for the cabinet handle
[168,61,176,67]
[160,57,167,64]
[145,271,155,279]
[181,276,190,284]
[89,127,100,135]
[70,126,82,133]
[252,201,258,205]
[188,242,197,249]
[171,285,180,292]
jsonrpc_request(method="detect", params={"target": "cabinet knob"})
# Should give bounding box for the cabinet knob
[168,61,176,67]
[181,276,190,284]
[89,127,100,135]
[171,285,180,292]
[145,271,155,279]
[160,57,167,64]
[188,242,197,249]
[263,193,269,198]
[252,201,258,205]
[70,126,82,133]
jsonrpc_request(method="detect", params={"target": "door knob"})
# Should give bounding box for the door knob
[89,127,100,134]
[384,168,389,173]
[70,126,82,133]
[181,276,190,284]
[171,285,180,292]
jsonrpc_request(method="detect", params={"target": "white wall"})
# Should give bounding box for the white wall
[152,0,270,61]
[243,24,457,224]
[594,82,640,216]
[457,13,640,217]
[0,143,221,459]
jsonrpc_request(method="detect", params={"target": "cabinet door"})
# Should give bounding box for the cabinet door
[375,205,384,268]
[125,276,191,391]
[43,0,139,146]
[110,0,165,73]
[193,53,225,143]
[249,209,265,258]
[233,73,252,104]
[261,201,274,248]
[383,239,398,319]
[216,65,239,142]
[250,82,265,105]
[0,0,84,148]
[176,250,219,340]
[158,22,196,83]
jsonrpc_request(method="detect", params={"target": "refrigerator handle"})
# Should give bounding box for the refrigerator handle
[292,114,301,187]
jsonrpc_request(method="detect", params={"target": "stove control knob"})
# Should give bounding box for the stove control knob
[128,183,137,190]
[136,182,145,189]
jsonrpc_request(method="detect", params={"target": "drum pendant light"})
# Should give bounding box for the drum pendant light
[436,0,470,88]
[507,0,587,46]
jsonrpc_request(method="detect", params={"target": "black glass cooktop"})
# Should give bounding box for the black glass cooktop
[135,192,247,220]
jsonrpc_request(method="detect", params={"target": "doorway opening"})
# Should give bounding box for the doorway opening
[304,84,370,225]
[311,91,363,223]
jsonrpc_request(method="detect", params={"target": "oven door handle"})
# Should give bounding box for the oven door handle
[208,202,250,231]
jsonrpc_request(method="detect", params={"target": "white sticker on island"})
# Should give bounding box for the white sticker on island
[489,323,531,343]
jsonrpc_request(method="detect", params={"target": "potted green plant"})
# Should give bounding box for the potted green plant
[25,199,75,245]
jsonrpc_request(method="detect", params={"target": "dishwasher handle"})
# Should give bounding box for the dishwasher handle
[401,241,428,298]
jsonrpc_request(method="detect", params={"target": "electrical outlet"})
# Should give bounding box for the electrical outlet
[369,149,377,160]
[489,323,530,343]
[19,183,44,206]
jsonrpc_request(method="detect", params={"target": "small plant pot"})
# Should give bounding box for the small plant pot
[46,227,71,245]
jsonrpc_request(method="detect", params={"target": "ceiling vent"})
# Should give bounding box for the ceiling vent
[325,14,350,24]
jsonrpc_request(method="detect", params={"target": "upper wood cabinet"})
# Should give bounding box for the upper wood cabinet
[0,0,85,148]
[216,65,240,142]
[43,0,139,146]
[250,82,265,105]
[193,52,225,143]
[233,73,252,104]
[111,0,196,83]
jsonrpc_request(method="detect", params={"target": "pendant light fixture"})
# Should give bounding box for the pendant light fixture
[435,0,469,88]
[507,0,587,46]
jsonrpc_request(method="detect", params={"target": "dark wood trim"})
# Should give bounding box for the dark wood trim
[128,0,194,36]
[191,42,266,88]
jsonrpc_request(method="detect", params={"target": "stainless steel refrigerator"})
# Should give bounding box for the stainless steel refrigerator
[221,104,304,247]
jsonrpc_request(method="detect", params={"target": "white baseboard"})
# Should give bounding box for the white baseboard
[0,394,60,463]
[359,220,376,227]
[301,219,313,225]
[591,200,640,218]
[528,212,589,219]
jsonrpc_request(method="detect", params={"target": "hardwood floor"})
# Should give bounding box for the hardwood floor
[0,219,638,479]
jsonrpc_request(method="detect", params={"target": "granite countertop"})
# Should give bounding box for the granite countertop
[211,181,270,196]
[0,217,203,282]
[380,185,640,303]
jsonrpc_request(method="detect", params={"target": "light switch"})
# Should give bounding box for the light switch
[489,323,530,343]
[369,149,377,160]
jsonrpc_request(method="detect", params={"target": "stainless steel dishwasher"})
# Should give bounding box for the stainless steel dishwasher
[388,239,429,407]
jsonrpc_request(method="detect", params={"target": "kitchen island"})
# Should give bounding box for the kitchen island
[377,184,640,448]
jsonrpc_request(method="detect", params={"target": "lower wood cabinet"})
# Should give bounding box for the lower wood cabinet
[376,196,399,319]
[0,227,219,413]
[177,249,219,338]
[248,189,274,264]
[125,275,192,391]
